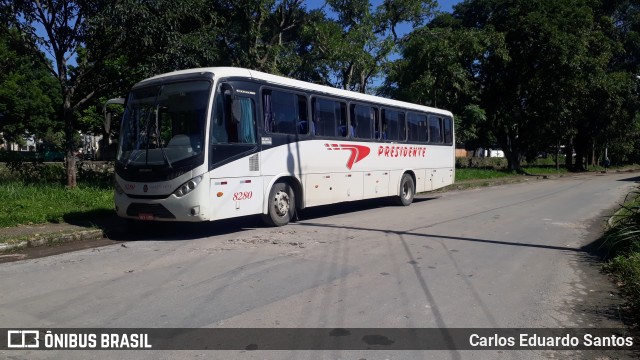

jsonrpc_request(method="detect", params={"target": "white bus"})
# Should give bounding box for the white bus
[114,67,454,226]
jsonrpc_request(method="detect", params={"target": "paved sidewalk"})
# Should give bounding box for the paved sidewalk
[0,215,122,253]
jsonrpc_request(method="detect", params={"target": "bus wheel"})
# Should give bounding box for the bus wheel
[263,182,295,226]
[396,173,415,206]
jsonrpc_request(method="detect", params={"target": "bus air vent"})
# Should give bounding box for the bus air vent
[249,154,259,171]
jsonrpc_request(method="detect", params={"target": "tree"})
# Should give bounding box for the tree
[0,27,59,146]
[1,0,112,187]
[212,0,306,74]
[383,16,507,147]
[448,0,618,170]
[297,0,436,93]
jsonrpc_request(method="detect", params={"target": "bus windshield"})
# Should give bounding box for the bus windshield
[117,80,210,167]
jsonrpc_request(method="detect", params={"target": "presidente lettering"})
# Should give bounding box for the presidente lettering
[378,145,426,158]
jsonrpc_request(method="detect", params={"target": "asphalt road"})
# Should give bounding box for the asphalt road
[1,172,639,360]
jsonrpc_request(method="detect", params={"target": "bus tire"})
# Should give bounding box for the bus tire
[263,181,295,227]
[396,173,415,206]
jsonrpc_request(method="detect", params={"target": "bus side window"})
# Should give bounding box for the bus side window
[297,95,309,135]
[350,104,373,139]
[382,108,402,141]
[210,87,256,145]
[235,97,257,144]
[443,117,453,144]
[407,112,428,143]
[312,97,345,137]
[211,92,229,144]
[428,116,443,143]
[262,89,305,135]
[336,102,347,138]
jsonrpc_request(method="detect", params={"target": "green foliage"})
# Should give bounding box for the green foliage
[0,159,112,188]
[455,157,507,169]
[604,253,640,320]
[300,0,436,92]
[601,189,640,256]
[76,163,114,189]
[42,129,66,152]
[2,0,640,175]
[387,0,640,170]
[455,168,513,181]
[0,160,114,227]
[0,182,113,227]
[0,28,60,142]
[2,155,65,184]
[602,187,640,325]
[385,24,505,146]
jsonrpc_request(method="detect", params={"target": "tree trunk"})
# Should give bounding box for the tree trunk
[564,140,573,170]
[556,140,560,172]
[499,133,521,172]
[505,150,521,171]
[574,145,585,172]
[63,93,77,188]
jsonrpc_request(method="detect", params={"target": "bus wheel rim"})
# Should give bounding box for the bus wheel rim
[274,191,290,216]
[403,182,411,199]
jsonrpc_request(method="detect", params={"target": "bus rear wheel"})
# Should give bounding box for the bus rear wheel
[263,182,295,226]
[396,173,415,206]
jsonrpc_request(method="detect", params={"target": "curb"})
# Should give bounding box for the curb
[0,229,104,254]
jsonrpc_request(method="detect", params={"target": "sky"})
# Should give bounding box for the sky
[438,0,462,13]
[305,0,462,12]
[304,0,462,14]
[303,0,463,41]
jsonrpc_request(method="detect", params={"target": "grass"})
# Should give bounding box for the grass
[0,182,114,228]
[454,166,570,181]
[455,168,514,181]
[522,166,569,175]
[601,187,640,326]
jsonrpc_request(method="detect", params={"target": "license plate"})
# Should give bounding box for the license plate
[138,213,154,221]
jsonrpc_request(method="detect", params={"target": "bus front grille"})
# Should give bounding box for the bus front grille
[126,203,176,219]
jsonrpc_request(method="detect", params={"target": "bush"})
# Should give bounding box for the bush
[4,158,65,184]
[77,161,114,189]
[456,157,507,169]
[604,253,640,320]
[601,187,640,326]
[601,188,640,256]
[1,159,114,188]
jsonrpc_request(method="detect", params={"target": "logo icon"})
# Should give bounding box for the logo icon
[325,143,371,169]
[143,184,148,193]
[7,330,40,348]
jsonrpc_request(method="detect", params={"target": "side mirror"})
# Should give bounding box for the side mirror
[220,82,234,95]
[231,100,242,123]
[219,82,241,123]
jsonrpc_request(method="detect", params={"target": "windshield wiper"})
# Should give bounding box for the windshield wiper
[124,149,144,169]
[155,104,172,168]
[124,106,150,169]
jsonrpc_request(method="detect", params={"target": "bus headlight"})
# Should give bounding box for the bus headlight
[174,176,203,197]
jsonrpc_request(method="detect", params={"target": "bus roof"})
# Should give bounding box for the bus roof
[138,67,454,117]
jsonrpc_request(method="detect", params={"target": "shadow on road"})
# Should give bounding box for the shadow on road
[617,175,640,182]
[296,222,585,253]
[105,196,440,242]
